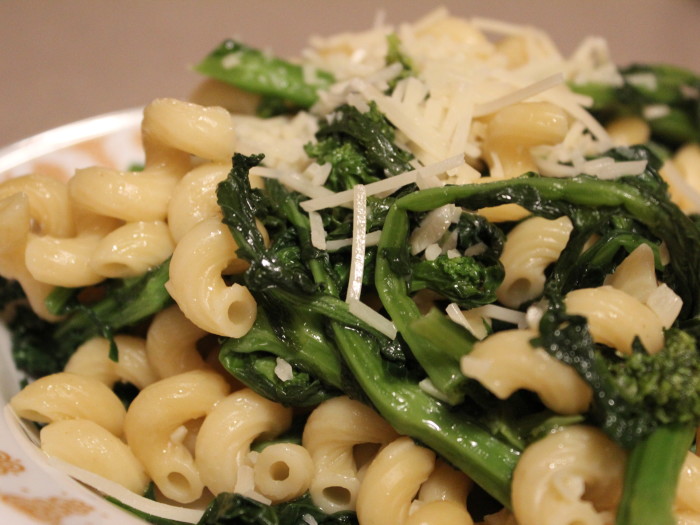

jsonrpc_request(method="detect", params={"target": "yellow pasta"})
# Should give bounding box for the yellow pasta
[496,215,573,308]
[24,233,103,287]
[145,304,208,379]
[9,372,126,436]
[564,285,665,354]
[167,162,231,242]
[355,436,436,525]
[253,442,314,503]
[165,217,256,337]
[194,388,292,497]
[90,220,174,278]
[123,369,230,503]
[40,419,149,494]
[604,243,658,303]
[142,98,236,163]
[511,425,626,525]
[64,335,158,390]
[302,396,399,514]
[406,500,474,525]
[0,173,75,237]
[483,101,570,179]
[68,166,182,222]
[461,328,592,414]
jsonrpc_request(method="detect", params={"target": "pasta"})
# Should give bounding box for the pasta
[496,215,573,308]
[2,7,700,525]
[461,328,592,414]
[302,396,399,514]
[164,217,256,337]
[40,419,149,494]
[511,425,626,525]
[194,388,292,497]
[64,335,158,390]
[9,372,126,436]
[123,369,230,503]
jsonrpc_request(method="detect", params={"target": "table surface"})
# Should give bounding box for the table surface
[2,0,699,148]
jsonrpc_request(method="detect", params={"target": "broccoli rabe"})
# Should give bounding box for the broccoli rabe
[305,102,414,191]
[409,254,504,308]
[571,63,700,147]
[195,40,335,115]
[6,260,172,375]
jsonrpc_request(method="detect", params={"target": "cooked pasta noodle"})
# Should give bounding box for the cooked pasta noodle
[123,369,230,503]
[145,304,209,379]
[564,285,665,354]
[496,215,573,308]
[511,425,625,525]
[64,335,158,390]
[10,372,126,436]
[461,328,592,414]
[355,437,436,525]
[165,217,256,337]
[194,388,292,497]
[302,396,399,514]
[40,419,149,494]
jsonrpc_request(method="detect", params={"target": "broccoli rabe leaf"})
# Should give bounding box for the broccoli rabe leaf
[305,102,414,191]
[221,351,335,408]
[409,254,504,308]
[385,33,416,93]
[0,276,24,310]
[571,63,700,146]
[198,493,358,525]
[7,260,171,376]
[219,307,345,406]
[7,305,66,378]
[47,259,172,362]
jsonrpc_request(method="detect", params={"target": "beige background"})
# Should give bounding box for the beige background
[1,0,699,147]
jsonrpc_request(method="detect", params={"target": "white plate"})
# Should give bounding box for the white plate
[0,110,154,525]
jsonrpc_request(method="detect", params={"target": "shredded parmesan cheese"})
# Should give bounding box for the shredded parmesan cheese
[475,304,527,326]
[345,184,367,302]
[274,357,294,381]
[348,298,397,339]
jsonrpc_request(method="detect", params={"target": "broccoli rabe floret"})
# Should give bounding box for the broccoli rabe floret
[409,254,504,308]
[304,102,414,191]
[609,328,700,426]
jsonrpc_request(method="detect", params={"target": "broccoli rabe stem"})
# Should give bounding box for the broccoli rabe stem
[375,204,475,404]
[328,322,519,507]
[615,424,694,525]
[396,171,700,318]
[195,40,335,109]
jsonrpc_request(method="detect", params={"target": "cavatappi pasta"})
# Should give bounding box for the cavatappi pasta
[3,7,700,525]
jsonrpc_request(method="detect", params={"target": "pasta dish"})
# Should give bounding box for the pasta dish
[3,7,700,525]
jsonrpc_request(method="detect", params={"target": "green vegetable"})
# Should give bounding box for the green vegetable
[219,307,343,407]
[571,63,700,146]
[615,424,694,525]
[198,493,358,525]
[7,260,171,375]
[305,102,414,191]
[397,146,700,319]
[385,33,416,93]
[216,153,521,508]
[375,204,478,404]
[47,259,172,362]
[195,40,335,114]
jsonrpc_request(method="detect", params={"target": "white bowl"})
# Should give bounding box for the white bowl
[0,110,157,525]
